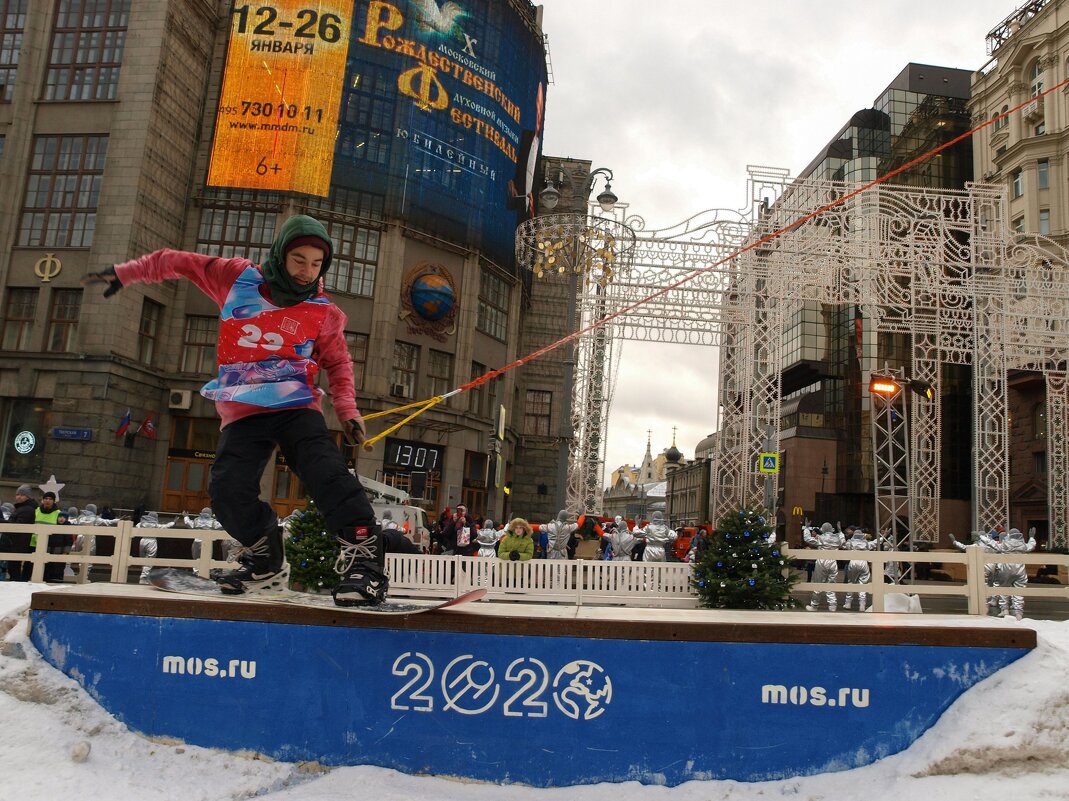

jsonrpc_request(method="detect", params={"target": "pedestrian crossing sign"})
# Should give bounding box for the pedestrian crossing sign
[758,453,779,473]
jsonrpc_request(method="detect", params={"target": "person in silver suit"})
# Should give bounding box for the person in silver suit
[803,522,845,611]
[842,526,876,611]
[135,510,174,584]
[607,516,636,561]
[948,529,1004,616]
[476,520,500,558]
[539,510,578,560]
[637,511,677,562]
[992,527,1036,620]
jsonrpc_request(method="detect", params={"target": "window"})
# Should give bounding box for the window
[1,288,36,350]
[1035,451,1048,475]
[1038,159,1049,189]
[994,105,1009,130]
[46,288,81,352]
[1014,216,1025,234]
[1012,169,1023,198]
[137,299,161,365]
[523,389,552,436]
[307,188,384,297]
[196,199,276,265]
[390,341,418,398]
[476,266,509,341]
[1034,122,1046,136]
[428,349,453,397]
[0,0,26,103]
[19,135,108,247]
[345,331,368,390]
[468,361,487,416]
[180,315,218,374]
[337,63,395,166]
[1039,208,1050,236]
[43,0,129,101]
[321,218,378,296]
[1030,59,1044,97]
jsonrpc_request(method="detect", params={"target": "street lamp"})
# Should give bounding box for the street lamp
[517,165,635,516]
[539,167,618,213]
[869,374,935,399]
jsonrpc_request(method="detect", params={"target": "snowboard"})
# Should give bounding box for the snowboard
[145,567,486,614]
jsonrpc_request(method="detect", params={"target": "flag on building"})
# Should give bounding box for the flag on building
[115,409,132,438]
[138,413,157,440]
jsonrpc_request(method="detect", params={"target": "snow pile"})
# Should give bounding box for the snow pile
[1,583,1068,801]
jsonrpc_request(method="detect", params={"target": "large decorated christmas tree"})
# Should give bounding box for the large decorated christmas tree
[284,500,339,592]
[692,508,798,610]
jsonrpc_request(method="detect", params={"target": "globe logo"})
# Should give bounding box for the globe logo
[409,271,456,322]
[552,660,613,720]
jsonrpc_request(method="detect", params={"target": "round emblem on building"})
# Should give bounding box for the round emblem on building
[400,262,458,341]
[14,430,36,454]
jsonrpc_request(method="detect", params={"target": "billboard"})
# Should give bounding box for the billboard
[206,1,548,267]
[339,0,548,267]
[207,1,355,196]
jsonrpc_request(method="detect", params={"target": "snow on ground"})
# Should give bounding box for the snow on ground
[2,582,1068,801]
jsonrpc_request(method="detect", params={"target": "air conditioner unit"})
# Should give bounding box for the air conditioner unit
[168,389,193,410]
[390,384,408,397]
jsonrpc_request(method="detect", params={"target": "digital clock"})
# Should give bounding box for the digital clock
[384,436,444,472]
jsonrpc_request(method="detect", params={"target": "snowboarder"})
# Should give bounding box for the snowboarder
[82,215,386,605]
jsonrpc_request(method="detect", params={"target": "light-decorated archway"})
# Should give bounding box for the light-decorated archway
[516,168,1069,548]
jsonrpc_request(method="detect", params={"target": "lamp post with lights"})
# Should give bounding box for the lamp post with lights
[516,164,635,515]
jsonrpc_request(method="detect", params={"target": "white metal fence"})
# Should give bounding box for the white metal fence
[2,522,1067,614]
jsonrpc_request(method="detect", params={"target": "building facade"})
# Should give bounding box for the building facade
[0,0,570,524]
[970,0,1069,538]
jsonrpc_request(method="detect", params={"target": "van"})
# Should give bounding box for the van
[357,475,430,549]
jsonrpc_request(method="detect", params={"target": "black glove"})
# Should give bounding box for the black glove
[343,415,366,448]
[81,266,123,298]
[509,550,520,561]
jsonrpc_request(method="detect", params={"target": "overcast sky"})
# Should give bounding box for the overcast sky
[533,0,1015,485]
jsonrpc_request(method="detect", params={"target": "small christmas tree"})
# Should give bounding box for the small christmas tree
[284,500,339,592]
[692,508,798,610]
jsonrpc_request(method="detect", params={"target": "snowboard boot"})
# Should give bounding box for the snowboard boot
[215,517,290,596]
[332,524,388,606]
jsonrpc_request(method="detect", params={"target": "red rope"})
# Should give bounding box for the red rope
[456,78,1069,394]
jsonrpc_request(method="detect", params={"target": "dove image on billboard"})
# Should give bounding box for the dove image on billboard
[340,0,548,268]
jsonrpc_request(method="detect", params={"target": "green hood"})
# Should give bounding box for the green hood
[261,215,333,307]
